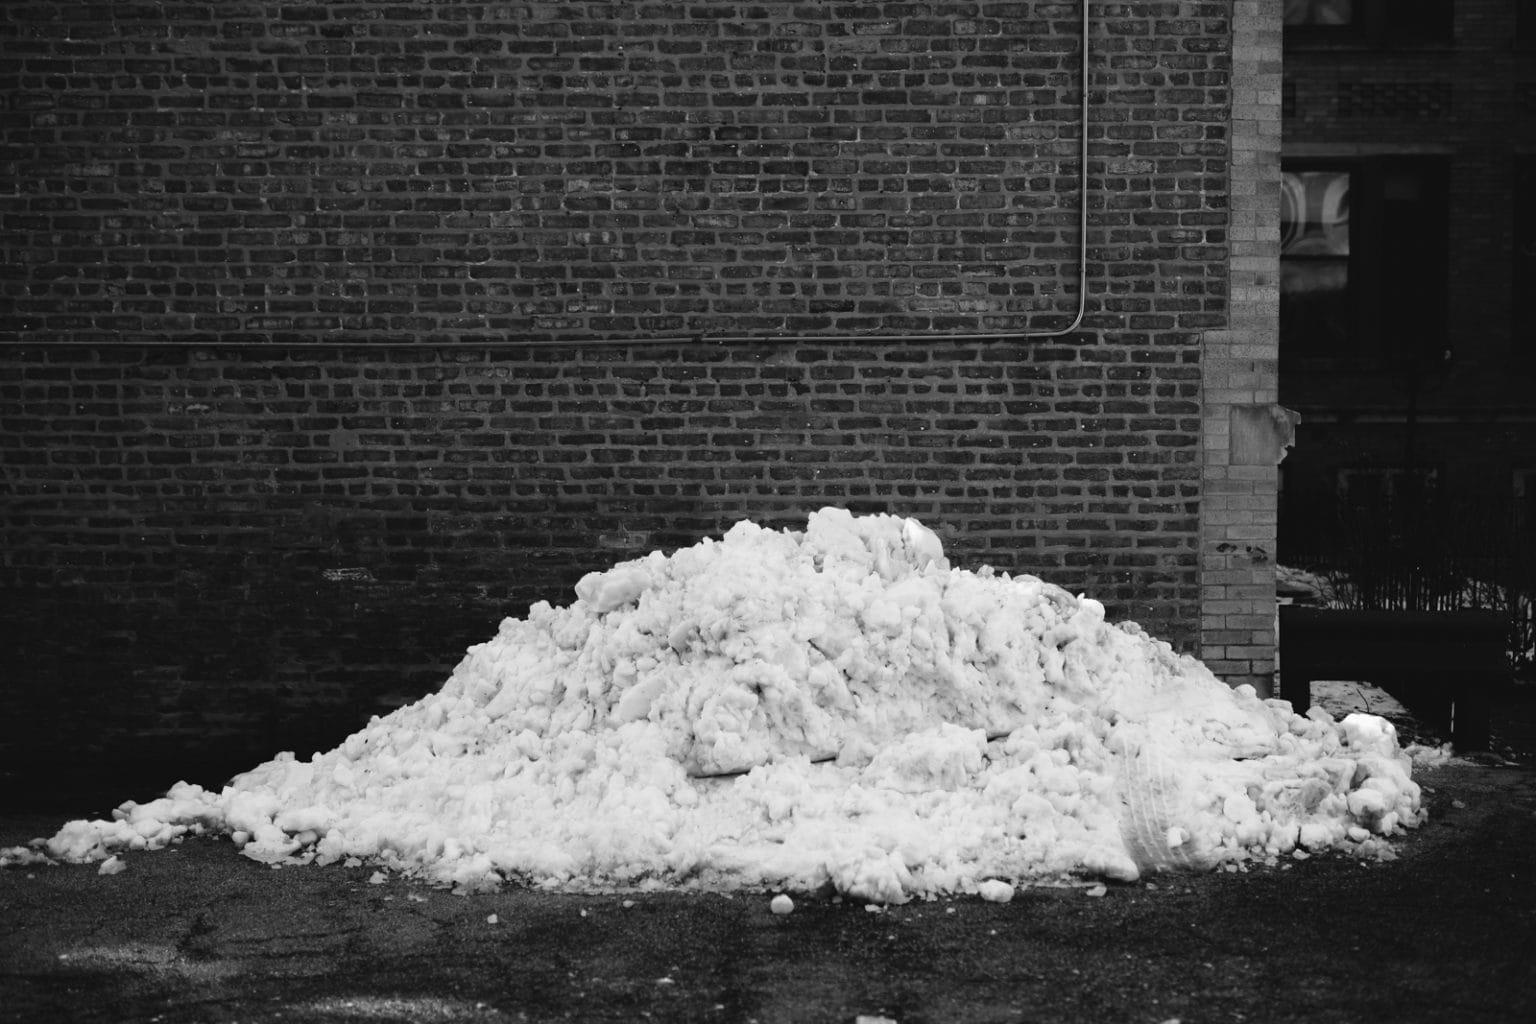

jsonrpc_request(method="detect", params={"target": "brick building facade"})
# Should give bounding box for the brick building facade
[1279,1,1536,560]
[0,2,1282,794]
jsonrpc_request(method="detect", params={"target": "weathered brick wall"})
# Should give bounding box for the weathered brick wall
[0,1,1240,794]
[3,0,1114,341]
[1282,0,1536,463]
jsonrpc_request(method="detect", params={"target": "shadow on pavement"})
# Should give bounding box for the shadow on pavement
[5,688,1535,1024]
[4,751,1535,1024]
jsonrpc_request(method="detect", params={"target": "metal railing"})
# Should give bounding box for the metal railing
[1279,487,1536,680]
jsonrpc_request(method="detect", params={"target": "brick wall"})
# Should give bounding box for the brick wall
[0,2,1249,794]
[1281,0,1536,485]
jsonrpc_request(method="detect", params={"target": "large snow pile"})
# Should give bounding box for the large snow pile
[2,509,1424,902]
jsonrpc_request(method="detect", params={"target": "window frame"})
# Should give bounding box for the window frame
[1280,164,1356,362]
[1280,156,1450,369]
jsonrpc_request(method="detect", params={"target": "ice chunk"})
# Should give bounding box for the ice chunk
[576,565,650,613]
[977,879,1014,903]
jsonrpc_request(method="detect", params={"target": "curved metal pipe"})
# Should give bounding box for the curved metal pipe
[13,3,1092,350]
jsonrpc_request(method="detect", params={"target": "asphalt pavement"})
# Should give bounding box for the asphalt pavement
[3,750,1535,1024]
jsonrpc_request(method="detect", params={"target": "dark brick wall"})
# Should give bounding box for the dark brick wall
[1279,0,1536,576]
[0,1,1233,794]
[1282,1,1536,425]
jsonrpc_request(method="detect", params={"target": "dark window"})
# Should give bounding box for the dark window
[1281,158,1449,364]
[1517,470,1536,536]
[1285,0,1452,47]
[1281,169,1352,355]
[1517,158,1536,350]
[1337,466,1439,506]
[1285,0,1354,26]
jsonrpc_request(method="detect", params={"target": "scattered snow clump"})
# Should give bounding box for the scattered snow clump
[977,879,1015,903]
[0,509,1425,902]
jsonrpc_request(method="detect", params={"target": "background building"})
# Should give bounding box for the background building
[1279,0,1536,673]
[0,2,1281,793]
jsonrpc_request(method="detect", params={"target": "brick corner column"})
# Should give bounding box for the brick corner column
[1199,0,1284,696]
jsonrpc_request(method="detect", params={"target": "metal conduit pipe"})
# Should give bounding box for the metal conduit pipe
[14,2,1093,351]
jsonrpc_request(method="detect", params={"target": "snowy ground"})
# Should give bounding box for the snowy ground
[1,510,1428,902]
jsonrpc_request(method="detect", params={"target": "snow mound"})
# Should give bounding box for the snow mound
[2,509,1424,902]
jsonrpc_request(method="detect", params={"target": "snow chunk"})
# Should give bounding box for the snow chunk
[977,879,1015,903]
[576,564,652,614]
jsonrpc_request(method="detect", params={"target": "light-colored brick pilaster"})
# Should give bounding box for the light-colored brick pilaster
[1200,1,1284,695]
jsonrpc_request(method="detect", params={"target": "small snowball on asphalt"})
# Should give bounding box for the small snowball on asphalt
[770,894,794,915]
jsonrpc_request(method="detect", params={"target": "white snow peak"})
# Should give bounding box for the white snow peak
[1,509,1424,902]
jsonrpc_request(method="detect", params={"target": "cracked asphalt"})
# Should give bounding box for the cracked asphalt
[3,755,1535,1024]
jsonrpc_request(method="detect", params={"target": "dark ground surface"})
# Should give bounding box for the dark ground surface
[3,692,1535,1024]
